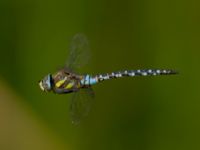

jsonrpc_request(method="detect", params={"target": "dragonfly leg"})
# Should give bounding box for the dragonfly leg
[53,88,78,94]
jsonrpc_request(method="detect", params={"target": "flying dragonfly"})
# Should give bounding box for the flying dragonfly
[38,34,177,124]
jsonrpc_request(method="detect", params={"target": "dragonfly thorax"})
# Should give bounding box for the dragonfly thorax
[39,74,53,92]
[49,69,84,94]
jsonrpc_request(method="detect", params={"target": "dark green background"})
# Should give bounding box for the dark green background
[0,0,199,150]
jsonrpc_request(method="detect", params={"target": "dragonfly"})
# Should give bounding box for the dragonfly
[38,34,177,124]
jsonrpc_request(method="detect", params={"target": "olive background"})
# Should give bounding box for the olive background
[0,0,199,150]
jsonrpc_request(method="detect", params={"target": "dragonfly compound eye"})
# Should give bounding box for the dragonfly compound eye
[38,80,45,91]
[39,74,52,92]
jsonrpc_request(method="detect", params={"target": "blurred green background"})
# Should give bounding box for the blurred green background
[0,0,199,150]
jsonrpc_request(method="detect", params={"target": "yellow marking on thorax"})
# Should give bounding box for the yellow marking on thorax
[65,82,74,89]
[65,81,81,89]
[55,78,66,88]
[77,82,81,88]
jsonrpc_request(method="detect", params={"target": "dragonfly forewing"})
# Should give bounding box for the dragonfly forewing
[69,87,95,125]
[66,33,90,71]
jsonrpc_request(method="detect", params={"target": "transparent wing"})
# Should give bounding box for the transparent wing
[70,87,95,125]
[66,33,90,71]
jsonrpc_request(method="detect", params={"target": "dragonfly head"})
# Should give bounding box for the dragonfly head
[39,74,53,92]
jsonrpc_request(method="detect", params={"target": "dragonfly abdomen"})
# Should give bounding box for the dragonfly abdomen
[81,69,177,86]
